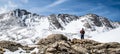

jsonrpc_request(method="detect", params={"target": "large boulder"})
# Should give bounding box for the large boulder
[37,34,68,45]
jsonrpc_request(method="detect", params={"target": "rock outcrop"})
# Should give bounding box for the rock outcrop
[37,34,82,54]
[36,34,120,54]
[0,34,120,54]
[37,34,68,45]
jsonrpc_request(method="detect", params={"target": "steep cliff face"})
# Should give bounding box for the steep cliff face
[48,14,79,30]
[48,14,64,30]
[79,13,119,31]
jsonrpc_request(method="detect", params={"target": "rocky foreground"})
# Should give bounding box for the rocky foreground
[0,34,120,54]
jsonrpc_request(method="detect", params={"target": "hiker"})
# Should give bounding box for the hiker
[80,28,85,39]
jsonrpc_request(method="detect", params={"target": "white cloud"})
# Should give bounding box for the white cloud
[8,1,18,8]
[0,0,11,2]
[78,5,105,14]
[20,0,29,3]
[29,0,68,14]
[45,0,67,8]
[0,0,18,14]
[0,6,8,14]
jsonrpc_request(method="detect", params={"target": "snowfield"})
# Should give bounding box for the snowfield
[90,27,120,43]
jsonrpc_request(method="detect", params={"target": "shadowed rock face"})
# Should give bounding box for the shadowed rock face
[48,14,64,29]
[100,18,113,28]
[87,14,102,27]
[11,9,31,17]
[36,34,120,54]
[119,22,120,24]
[48,14,79,30]
[81,14,118,31]
[58,14,79,24]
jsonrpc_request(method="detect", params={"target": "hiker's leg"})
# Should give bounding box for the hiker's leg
[83,34,84,39]
[81,35,82,39]
[81,35,84,39]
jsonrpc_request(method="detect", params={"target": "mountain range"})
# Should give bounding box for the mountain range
[0,9,120,44]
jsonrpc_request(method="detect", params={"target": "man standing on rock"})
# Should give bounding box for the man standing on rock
[80,28,85,39]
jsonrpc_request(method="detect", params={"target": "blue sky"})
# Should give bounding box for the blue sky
[0,0,120,21]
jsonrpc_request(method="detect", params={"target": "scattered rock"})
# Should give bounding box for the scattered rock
[0,41,22,52]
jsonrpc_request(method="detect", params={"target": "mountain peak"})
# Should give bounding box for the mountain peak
[86,13,99,17]
[10,9,31,17]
